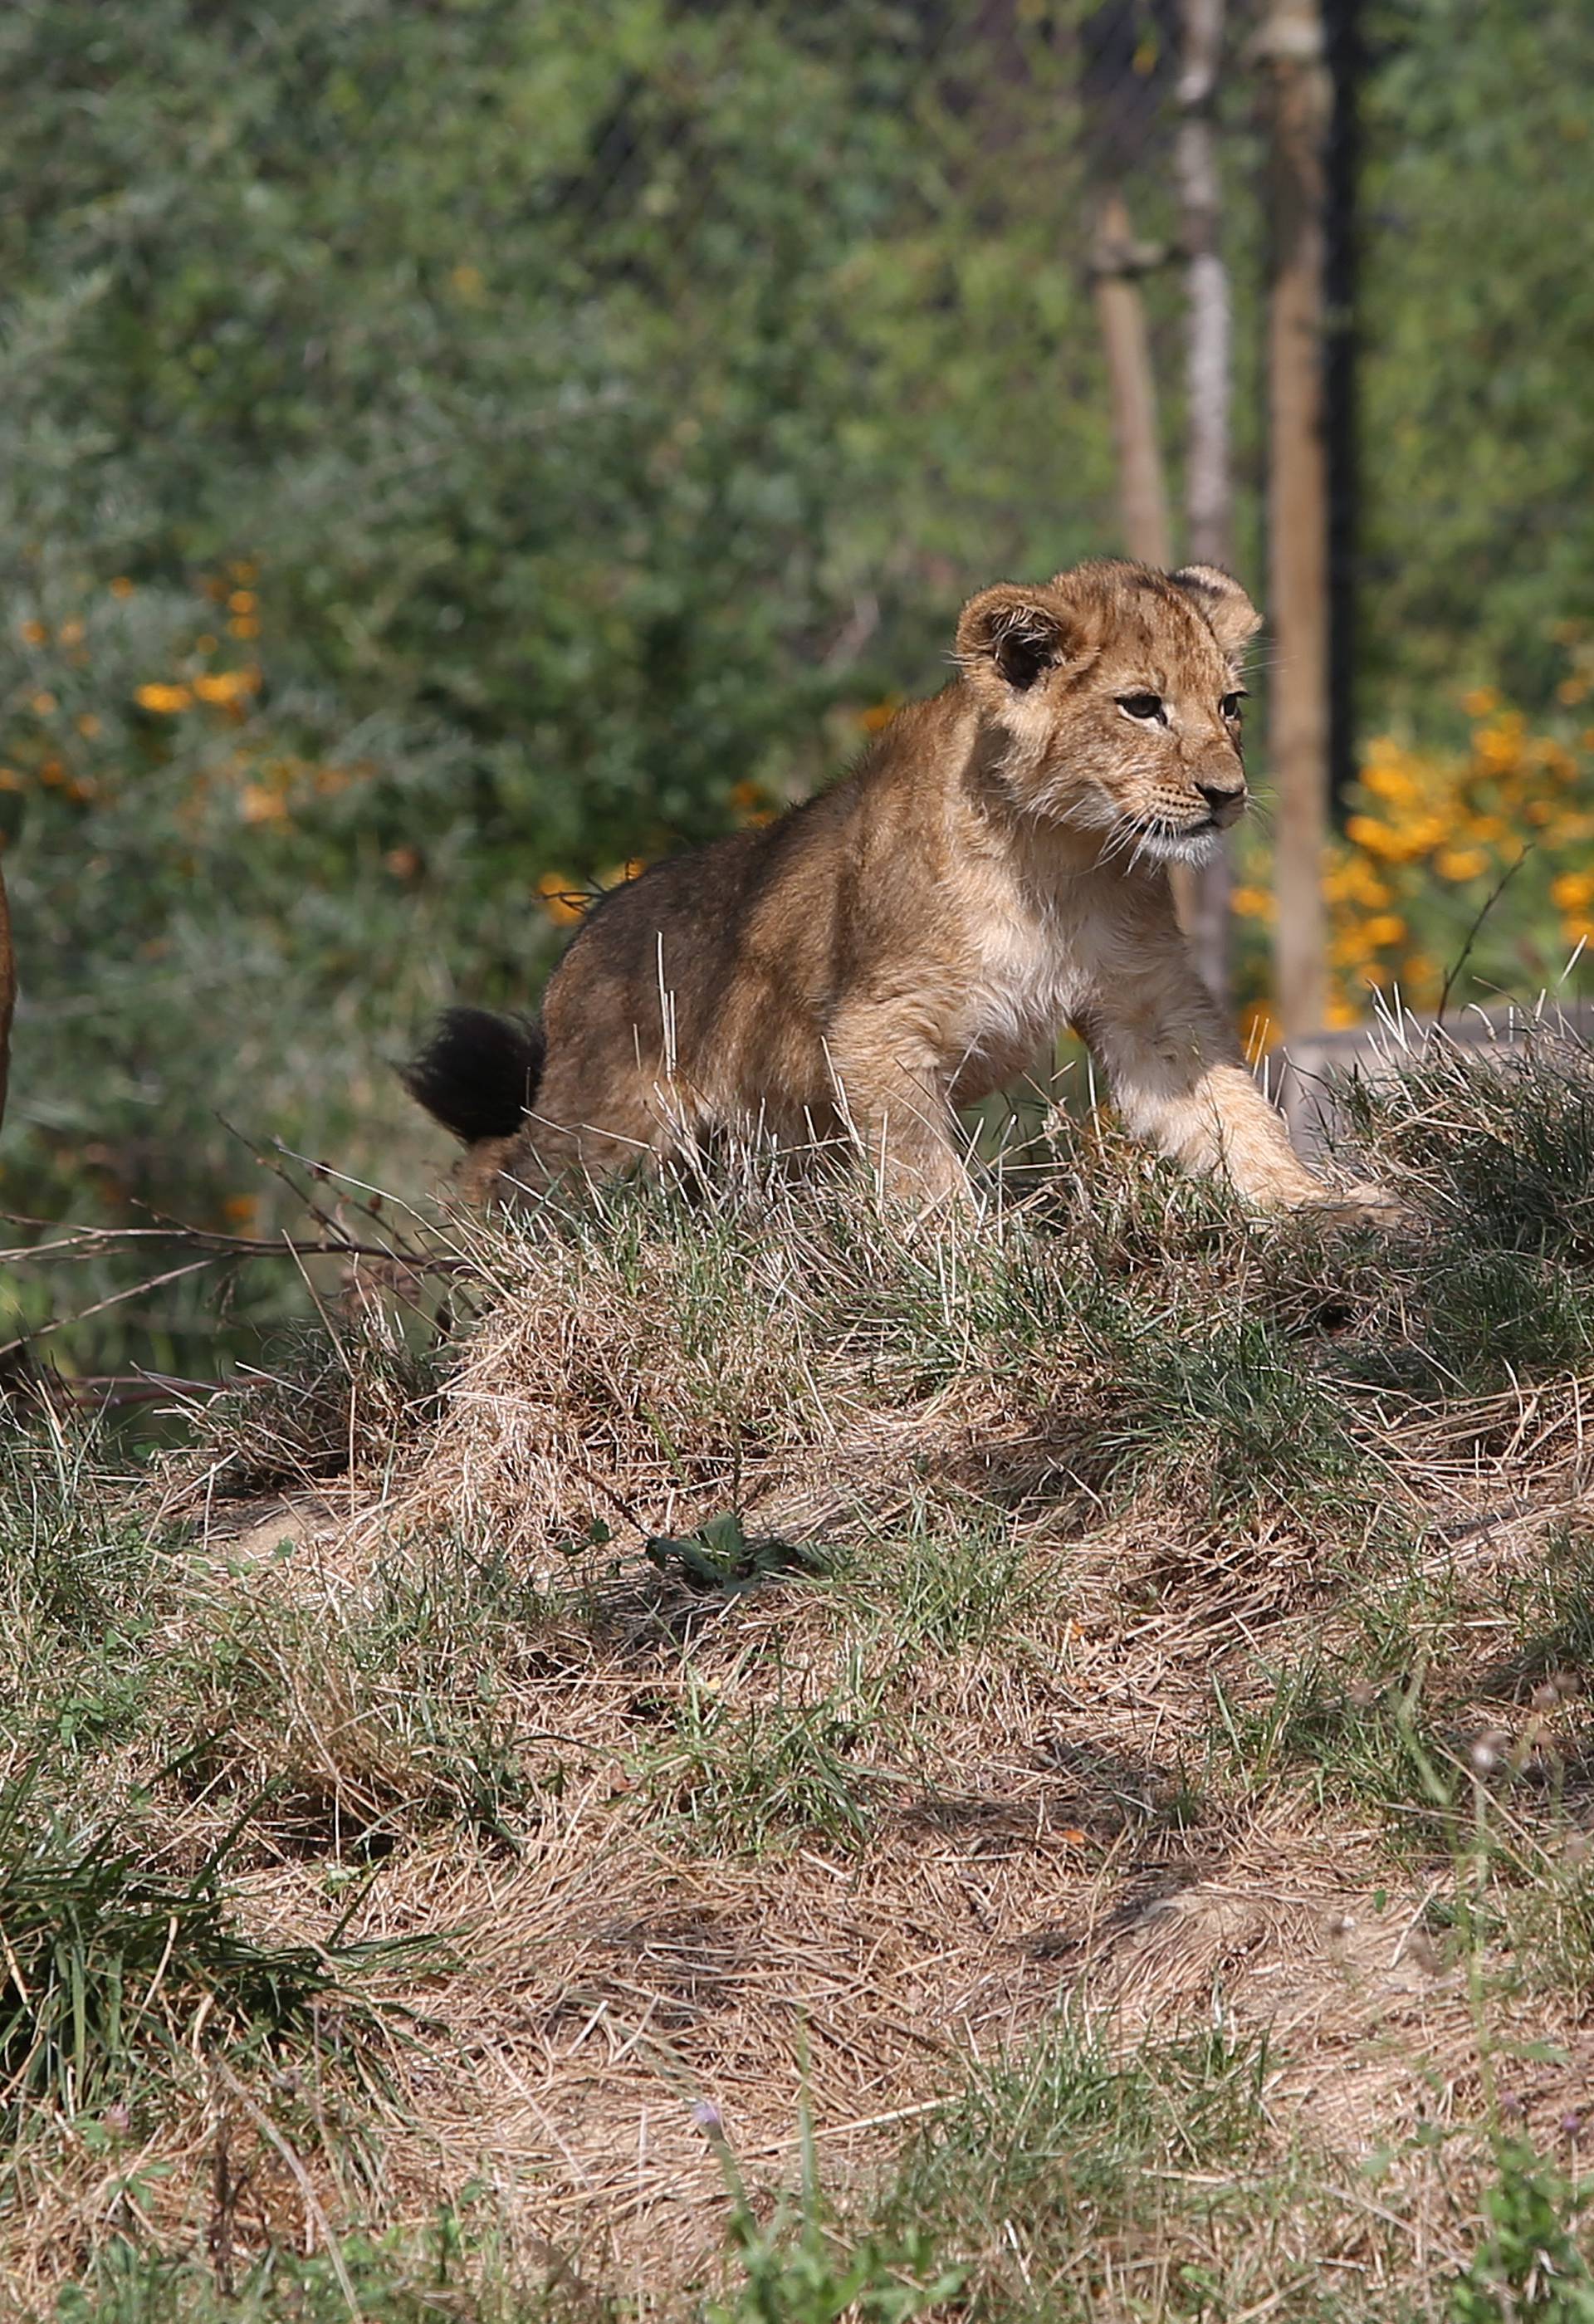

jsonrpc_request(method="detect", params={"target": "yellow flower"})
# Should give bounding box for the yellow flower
[1344,814,1396,856]
[1461,686,1500,718]
[29,691,57,716]
[1361,761,1421,805]
[19,619,46,646]
[537,871,586,927]
[227,589,257,614]
[227,615,261,640]
[1230,883,1275,922]
[1324,856,1393,908]
[134,683,193,713]
[1364,913,1408,948]
[1324,995,1362,1030]
[858,697,899,734]
[239,785,290,825]
[1551,871,1594,912]
[1562,914,1594,947]
[1435,848,1488,882]
[192,667,259,707]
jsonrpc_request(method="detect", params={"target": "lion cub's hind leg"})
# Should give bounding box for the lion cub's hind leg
[491,1047,689,1201]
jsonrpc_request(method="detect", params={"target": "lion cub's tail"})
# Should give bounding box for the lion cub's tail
[402,1007,545,1144]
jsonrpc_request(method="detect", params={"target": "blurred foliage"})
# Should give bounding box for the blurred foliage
[1360,0,1594,716]
[0,0,1589,1377]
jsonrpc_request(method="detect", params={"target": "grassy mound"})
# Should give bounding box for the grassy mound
[7,1025,1594,2319]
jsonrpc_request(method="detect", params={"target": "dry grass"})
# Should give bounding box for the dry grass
[10,1021,1594,2320]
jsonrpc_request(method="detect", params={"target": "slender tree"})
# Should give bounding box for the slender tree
[1177,0,1236,1001]
[1090,189,1172,570]
[1260,0,1332,1037]
[0,863,12,1135]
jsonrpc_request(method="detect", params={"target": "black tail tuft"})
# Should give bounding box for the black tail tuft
[401,1006,545,1144]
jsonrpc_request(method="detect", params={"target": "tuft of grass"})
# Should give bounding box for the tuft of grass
[1086,1303,1370,1524]
[0,1782,402,2118]
[0,1417,163,1628]
[873,2015,1277,2321]
[196,1319,445,1500]
[849,1500,1038,1656]
[647,1672,886,1857]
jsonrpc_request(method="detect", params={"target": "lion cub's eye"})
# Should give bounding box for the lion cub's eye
[1220,692,1244,720]
[1117,692,1165,723]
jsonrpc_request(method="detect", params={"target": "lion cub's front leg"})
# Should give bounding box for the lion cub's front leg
[824,1001,973,1213]
[1078,933,1330,1213]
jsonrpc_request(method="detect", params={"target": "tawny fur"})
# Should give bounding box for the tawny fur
[416,559,1361,1216]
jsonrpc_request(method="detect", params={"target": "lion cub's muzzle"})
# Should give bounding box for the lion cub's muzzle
[1191,771,1248,830]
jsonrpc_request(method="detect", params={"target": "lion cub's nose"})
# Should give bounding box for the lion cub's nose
[1194,772,1247,825]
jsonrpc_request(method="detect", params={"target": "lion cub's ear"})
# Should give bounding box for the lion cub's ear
[1171,565,1263,657]
[956,585,1076,697]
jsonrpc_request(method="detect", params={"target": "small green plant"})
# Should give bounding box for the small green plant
[645,1513,825,1594]
[1450,2141,1594,2322]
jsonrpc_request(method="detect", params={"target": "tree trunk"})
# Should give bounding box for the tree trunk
[1091,190,1171,570]
[1091,188,1200,936]
[1176,0,1236,1003]
[1260,0,1331,1039]
[0,859,13,1136]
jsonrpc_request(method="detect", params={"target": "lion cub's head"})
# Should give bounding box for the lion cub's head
[955,558,1262,866]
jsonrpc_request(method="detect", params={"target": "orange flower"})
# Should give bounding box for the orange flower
[1238,998,1281,1057]
[134,683,192,713]
[537,871,586,926]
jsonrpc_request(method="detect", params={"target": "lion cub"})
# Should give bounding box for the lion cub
[408,557,1342,1214]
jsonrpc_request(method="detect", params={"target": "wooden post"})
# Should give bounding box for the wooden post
[1260,0,1331,1038]
[1176,0,1236,1003]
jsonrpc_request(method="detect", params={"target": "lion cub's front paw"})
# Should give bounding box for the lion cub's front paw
[1298,1180,1411,1229]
